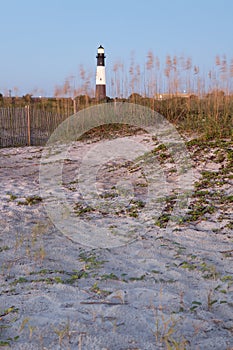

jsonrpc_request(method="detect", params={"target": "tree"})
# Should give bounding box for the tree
[23,94,33,103]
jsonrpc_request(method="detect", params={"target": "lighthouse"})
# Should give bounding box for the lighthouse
[95,45,106,100]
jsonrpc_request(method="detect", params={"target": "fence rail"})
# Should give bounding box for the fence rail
[0,107,69,147]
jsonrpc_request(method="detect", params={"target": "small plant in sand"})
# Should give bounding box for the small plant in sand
[150,289,189,349]
[207,289,218,311]
[0,246,10,253]
[17,195,42,206]
[26,221,49,263]
[90,282,112,298]
[19,317,36,341]
[153,308,188,349]
[53,318,73,347]
[8,193,17,201]
[0,306,19,346]
[78,251,107,270]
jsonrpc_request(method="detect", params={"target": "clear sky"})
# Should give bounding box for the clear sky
[0,0,233,96]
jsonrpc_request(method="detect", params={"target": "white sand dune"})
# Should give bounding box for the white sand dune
[0,136,232,349]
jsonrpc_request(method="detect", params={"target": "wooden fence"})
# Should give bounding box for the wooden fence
[0,107,69,147]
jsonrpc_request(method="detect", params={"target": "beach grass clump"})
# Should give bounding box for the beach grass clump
[0,306,19,347]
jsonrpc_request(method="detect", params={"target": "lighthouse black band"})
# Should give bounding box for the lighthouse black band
[97,55,105,66]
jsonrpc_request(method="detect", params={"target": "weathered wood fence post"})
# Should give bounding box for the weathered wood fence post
[25,105,31,146]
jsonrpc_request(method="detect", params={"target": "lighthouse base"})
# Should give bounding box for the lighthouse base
[96,85,106,101]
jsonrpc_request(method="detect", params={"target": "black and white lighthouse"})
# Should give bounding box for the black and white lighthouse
[95,45,106,100]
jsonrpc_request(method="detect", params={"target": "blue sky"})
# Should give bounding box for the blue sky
[0,0,233,96]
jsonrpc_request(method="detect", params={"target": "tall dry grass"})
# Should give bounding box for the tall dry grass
[50,51,233,101]
[2,51,232,140]
[109,51,233,139]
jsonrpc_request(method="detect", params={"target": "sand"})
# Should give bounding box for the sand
[0,135,232,349]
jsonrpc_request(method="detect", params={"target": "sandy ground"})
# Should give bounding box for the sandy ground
[0,135,233,349]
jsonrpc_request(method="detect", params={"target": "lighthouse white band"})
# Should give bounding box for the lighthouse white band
[96,66,106,85]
